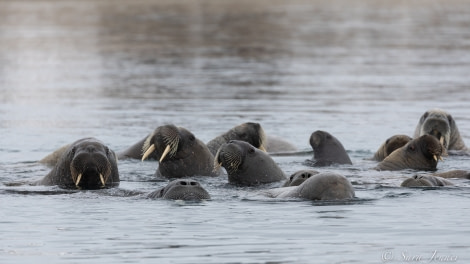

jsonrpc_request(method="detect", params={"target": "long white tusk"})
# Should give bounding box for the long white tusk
[141,144,156,161]
[100,174,105,186]
[159,145,171,163]
[259,145,266,152]
[439,136,445,146]
[75,173,82,187]
[439,156,444,161]
[433,155,438,161]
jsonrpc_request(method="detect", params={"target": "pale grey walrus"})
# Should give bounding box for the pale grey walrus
[136,125,219,178]
[372,134,412,161]
[306,130,352,166]
[375,135,444,171]
[34,138,120,189]
[214,140,286,186]
[147,179,210,200]
[206,122,267,156]
[282,169,320,187]
[264,172,355,200]
[265,135,298,153]
[401,175,454,187]
[413,109,467,151]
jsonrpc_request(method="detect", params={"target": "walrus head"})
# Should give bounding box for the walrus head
[416,109,453,151]
[148,179,211,200]
[67,139,117,189]
[141,125,194,162]
[213,140,248,175]
[309,130,352,166]
[384,135,413,157]
[401,175,453,187]
[284,170,320,187]
[228,122,267,151]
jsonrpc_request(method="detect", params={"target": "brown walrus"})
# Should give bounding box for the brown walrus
[264,172,355,200]
[34,138,120,189]
[147,179,211,200]
[375,135,444,171]
[138,125,220,178]
[413,109,467,151]
[401,175,453,187]
[306,130,352,166]
[372,134,412,161]
[214,140,286,186]
[206,122,267,156]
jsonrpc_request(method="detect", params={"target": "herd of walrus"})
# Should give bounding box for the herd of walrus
[29,108,469,201]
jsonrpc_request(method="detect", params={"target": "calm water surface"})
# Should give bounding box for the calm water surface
[1,0,470,263]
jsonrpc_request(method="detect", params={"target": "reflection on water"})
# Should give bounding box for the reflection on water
[1,0,470,263]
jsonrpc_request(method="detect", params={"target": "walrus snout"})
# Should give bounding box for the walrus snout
[70,152,111,189]
[213,141,243,174]
[149,179,211,200]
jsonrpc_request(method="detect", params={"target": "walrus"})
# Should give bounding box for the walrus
[375,135,444,171]
[39,144,71,166]
[206,122,267,156]
[214,140,286,186]
[137,125,219,178]
[34,137,120,189]
[265,135,298,153]
[282,169,320,187]
[147,179,210,200]
[264,172,355,200]
[401,175,454,187]
[431,170,470,179]
[306,130,352,166]
[413,109,467,151]
[372,134,412,161]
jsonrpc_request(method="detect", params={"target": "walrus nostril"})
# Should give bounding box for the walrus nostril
[180,181,187,186]
[190,181,198,186]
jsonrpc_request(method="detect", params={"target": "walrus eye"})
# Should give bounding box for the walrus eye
[189,135,195,141]
[408,145,416,151]
[447,115,453,124]
[248,147,255,154]
[240,133,247,139]
[71,147,77,156]
[423,112,429,120]
[105,147,110,156]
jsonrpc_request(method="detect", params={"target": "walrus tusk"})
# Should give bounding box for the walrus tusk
[75,173,82,187]
[439,156,444,161]
[433,155,438,162]
[439,136,445,146]
[159,145,171,163]
[213,162,222,173]
[142,144,156,161]
[259,145,267,152]
[100,174,105,186]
